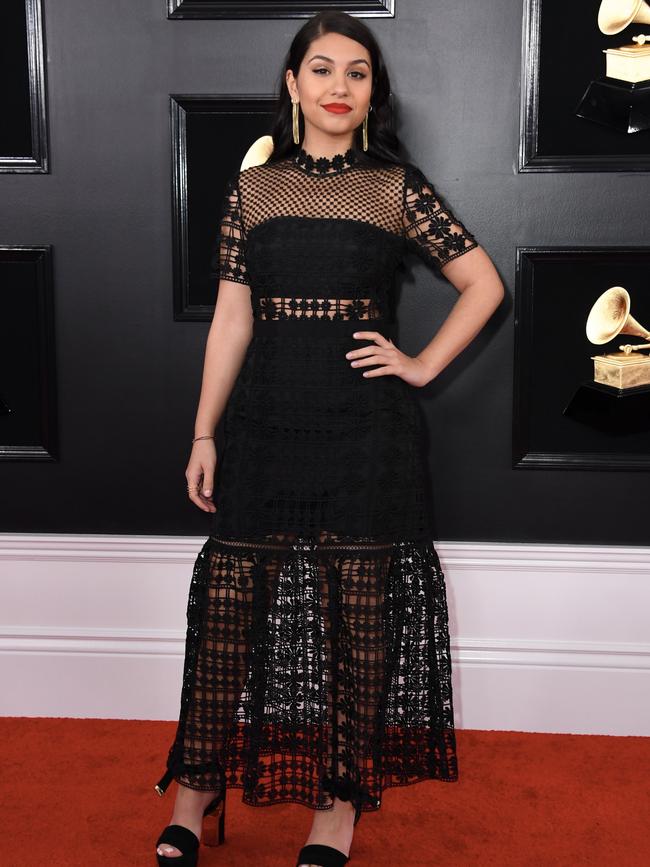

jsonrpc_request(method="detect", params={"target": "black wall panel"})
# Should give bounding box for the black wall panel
[0,0,646,544]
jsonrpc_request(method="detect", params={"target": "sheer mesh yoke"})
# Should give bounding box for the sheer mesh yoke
[210,153,478,320]
[161,147,475,816]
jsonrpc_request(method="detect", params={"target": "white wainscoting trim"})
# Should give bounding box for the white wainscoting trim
[1,534,648,734]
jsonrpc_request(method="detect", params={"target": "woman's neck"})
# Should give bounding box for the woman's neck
[299,133,355,160]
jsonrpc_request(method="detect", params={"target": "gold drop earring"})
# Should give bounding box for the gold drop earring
[362,104,372,152]
[292,98,300,145]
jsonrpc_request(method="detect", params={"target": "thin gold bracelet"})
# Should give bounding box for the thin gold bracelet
[192,434,215,443]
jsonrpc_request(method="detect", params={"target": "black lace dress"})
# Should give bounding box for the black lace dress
[155,144,478,817]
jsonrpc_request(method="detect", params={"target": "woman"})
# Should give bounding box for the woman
[154,10,504,867]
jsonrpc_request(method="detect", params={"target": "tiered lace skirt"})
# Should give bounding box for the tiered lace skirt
[158,316,458,816]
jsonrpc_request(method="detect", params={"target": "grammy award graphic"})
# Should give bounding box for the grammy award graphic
[587,286,650,386]
[563,285,650,433]
[574,0,650,133]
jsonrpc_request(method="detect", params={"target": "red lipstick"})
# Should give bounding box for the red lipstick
[322,103,353,114]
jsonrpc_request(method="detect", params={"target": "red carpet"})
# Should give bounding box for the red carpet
[1,718,647,866]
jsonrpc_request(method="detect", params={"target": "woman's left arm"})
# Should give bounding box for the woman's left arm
[347,245,503,387]
[413,244,505,384]
[346,159,505,386]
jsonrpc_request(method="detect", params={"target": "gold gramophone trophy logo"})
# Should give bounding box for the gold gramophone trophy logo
[563,285,650,433]
[586,286,650,388]
[575,0,650,133]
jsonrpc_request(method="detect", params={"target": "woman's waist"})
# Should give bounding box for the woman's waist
[252,315,395,339]
[251,292,388,326]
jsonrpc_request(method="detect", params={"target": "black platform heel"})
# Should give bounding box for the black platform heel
[154,767,226,865]
[295,803,362,867]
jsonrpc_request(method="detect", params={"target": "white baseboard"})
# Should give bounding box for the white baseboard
[1,534,648,735]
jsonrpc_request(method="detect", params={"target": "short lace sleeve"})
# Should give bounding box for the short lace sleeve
[402,163,478,274]
[209,171,249,287]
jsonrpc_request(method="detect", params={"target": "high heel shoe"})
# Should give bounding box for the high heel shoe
[154,767,226,865]
[295,803,362,867]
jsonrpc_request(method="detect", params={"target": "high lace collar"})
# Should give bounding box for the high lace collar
[293,145,359,176]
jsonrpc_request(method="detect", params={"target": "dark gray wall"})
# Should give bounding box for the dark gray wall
[1,1,646,544]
